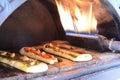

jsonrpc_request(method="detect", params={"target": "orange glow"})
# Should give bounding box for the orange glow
[55,0,97,34]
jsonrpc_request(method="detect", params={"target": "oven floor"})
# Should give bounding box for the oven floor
[30,60,120,80]
[75,66,120,80]
[0,51,120,80]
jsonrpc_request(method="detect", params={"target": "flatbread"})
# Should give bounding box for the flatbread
[43,43,92,61]
[20,47,58,64]
[0,51,48,73]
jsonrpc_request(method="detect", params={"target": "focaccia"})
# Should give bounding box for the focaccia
[0,51,48,73]
[43,43,92,61]
[20,47,58,64]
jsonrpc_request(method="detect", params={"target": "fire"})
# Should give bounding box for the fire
[55,0,97,34]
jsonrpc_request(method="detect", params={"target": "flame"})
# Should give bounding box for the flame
[55,0,97,34]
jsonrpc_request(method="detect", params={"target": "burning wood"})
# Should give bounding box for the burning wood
[66,33,120,52]
[98,35,120,52]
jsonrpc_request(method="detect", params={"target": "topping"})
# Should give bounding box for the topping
[1,52,7,55]
[24,47,56,60]
[10,53,16,58]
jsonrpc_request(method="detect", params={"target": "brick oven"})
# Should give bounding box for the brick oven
[0,0,120,80]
